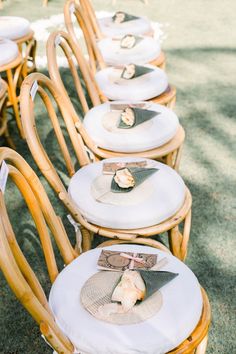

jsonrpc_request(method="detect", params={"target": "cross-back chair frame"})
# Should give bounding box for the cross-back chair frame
[47,31,183,170]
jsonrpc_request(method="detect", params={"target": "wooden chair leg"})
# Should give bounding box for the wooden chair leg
[6,69,24,138]
[173,145,183,172]
[81,226,92,252]
[168,208,192,261]
[167,95,176,110]
[195,334,208,354]
[168,226,182,260]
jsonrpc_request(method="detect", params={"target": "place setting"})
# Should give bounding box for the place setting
[96,62,169,101]
[97,33,161,66]
[49,244,204,354]
[83,101,180,153]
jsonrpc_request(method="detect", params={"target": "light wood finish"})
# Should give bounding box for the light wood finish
[0,148,77,270]
[47,31,183,170]
[0,79,15,147]
[14,30,37,76]
[20,73,191,260]
[64,0,166,72]
[0,198,211,353]
[0,53,26,137]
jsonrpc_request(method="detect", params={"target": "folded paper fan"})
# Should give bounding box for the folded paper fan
[111,167,159,193]
[118,107,159,129]
[121,63,154,80]
[112,11,139,24]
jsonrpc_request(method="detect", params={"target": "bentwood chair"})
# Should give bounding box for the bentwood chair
[63,2,173,106]
[64,0,166,70]
[20,73,191,260]
[0,149,210,352]
[47,31,183,170]
[0,38,27,137]
[0,16,37,75]
[79,0,154,39]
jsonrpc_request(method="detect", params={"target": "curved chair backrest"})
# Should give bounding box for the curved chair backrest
[19,73,100,231]
[80,0,104,40]
[0,147,76,281]
[0,147,75,352]
[64,0,107,74]
[0,218,74,353]
[46,30,103,116]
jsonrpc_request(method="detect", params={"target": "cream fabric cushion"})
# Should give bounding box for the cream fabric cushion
[98,37,161,66]
[99,16,152,37]
[83,102,179,153]
[0,38,19,66]
[0,16,30,40]
[95,65,168,101]
[68,158,186,229]
[49,245,203,354]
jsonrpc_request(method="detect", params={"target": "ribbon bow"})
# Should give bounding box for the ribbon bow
[120,252,145,269]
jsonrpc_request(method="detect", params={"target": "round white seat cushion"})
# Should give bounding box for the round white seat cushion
[99,16,152,37]
[0,16,30,40]
[68,157,186,229]
[98,36,161,66]
[95,65,168,101]
[0,38,19,66]
[49,244,203,354]
[83,102,179,153]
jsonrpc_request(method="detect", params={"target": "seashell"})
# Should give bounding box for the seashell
[113,168,135,189]
[111,270,146,312]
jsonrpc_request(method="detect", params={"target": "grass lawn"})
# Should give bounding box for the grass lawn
[0,0,235,353]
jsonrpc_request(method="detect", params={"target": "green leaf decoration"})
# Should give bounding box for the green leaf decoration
[120,34,143,49]
[112,11,140,23]
[118,107,160,129]
[121,64,154,80]
[111,167,159,193]
[139,270,179,299]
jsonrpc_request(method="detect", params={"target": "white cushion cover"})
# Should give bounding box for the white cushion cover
[83,102,179,153]
[95,65,168,101]
[99,16,152,37]
[0,38,19,66]
[98,37,161,66]
[49,244,203,354]
[0,16,30,40]
[68,158,186,229]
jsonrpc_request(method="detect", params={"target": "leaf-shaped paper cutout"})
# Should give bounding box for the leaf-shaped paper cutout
[111,167,159,193]
[118,107,159,129]
[140,270,178,299]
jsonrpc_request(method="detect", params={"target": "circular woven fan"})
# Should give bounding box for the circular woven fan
[80,271,162,325]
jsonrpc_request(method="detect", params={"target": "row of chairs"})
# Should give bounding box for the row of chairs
[0,0,211,353]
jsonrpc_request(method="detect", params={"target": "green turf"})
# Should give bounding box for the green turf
[0,0,236,353]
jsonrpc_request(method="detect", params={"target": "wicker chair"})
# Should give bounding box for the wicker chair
[0,39,27,137]
[20,73,191,260]
[79,0,154,40]
[47,31,183,170]
[64,0,165,70]
[0,148,210,353]
[0,16,37,75]
[63,2,176,107]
